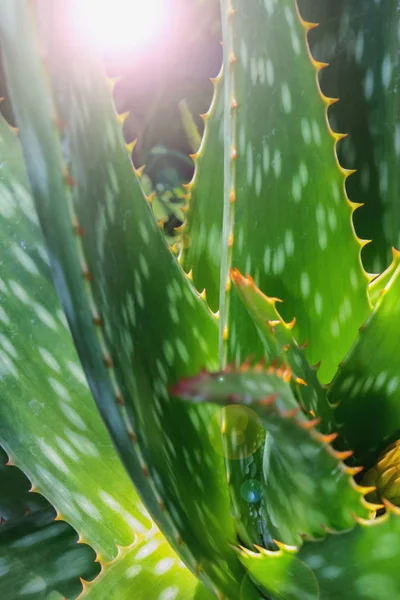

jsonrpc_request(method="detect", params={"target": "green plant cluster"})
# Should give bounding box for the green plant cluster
[0,1,399,599]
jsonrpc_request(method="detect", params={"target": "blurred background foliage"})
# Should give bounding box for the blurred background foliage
[0,0,222,240]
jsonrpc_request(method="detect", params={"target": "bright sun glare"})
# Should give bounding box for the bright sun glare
[74,0,167,54]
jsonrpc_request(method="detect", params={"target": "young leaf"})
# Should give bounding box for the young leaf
[173,368,371,546]
[220,0,370,382]
[231,269,335,433]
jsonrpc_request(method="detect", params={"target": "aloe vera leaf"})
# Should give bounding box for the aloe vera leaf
[219,0,370,383]
[0,507,99,599]
[298,507,400,600]
[173,368,371,547]
[78,532,216,600]
[0,5,255,597]
[0,113,153,560]
[302,0,400,275]
[330,264,400,464]
[180,69,224,312]
[243,508,400,600]
[231,269,335,433]
[238,545,319,600]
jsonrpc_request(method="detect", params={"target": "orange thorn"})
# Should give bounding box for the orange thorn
[104,354,113,368]
[92,314,103,327]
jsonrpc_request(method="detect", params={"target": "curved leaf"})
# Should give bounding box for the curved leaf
[231,269,335,433]
[299,507,400,600]
[173,368,370,546]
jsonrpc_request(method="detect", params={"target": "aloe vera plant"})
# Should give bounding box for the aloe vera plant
[0,0,400,598]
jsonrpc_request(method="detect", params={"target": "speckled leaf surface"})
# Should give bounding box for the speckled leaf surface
[241,508,400,600]
[331,264,400,465]
[181,69,224,313]
[0,113,153,561]
[173,369,369,546]
[79,532,216,600]
[220,0,370,382]
[0,4,257,597]
[0,506,98,599]
[301,0,400,274]
[298,509,400,600]
[231,269,335,433]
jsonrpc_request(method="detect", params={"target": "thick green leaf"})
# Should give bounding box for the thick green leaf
[0,507,98,599]
[331,264,400,465]
[180,69,224,313]
[0,4,258,597]
[0,113,153,561]
[241,507,400,600]
[231,269,335,433]
[301,0,400,274]
[298,507,400,600]
[173,368,370,546]
[220,0,370,382]
[79,532,216,600]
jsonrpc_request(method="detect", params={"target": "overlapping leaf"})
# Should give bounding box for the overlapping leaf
[0,3,257,597]
[231,269,335,433]
[299,508,400,599]
[173,368,370,546]
[220,0,370,382]
[240,508,400,600]
[331,264,400,465]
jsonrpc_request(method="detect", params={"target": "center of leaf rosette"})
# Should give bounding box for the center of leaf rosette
[363,441,400,507]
